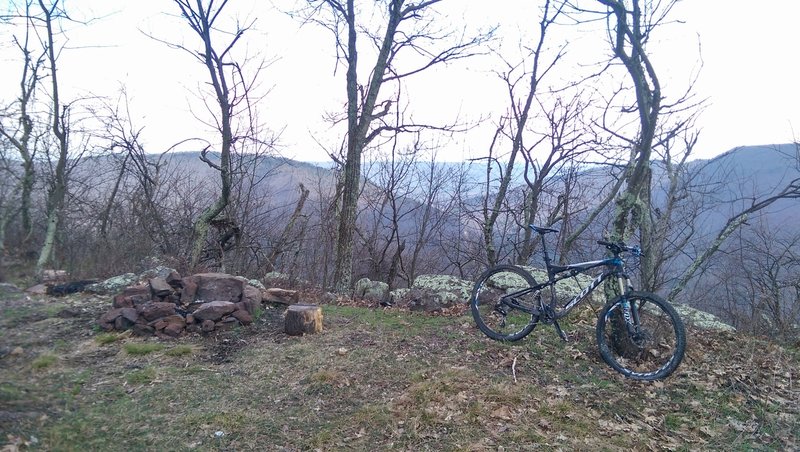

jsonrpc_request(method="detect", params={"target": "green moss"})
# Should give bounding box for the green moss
[0,382,25,401]
[95,333,122,345]
[252,305,265,322]
[165,345,194,357]
[123,343,165,356]
[32,353,57,369]
[126,367,156,385]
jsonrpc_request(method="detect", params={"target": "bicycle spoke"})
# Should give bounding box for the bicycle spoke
[596,292,686,381]
[471,265,540,342]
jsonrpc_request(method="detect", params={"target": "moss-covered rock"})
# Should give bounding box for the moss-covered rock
[355,278,389,302]
[411,274,473,305]
[673,304,735,332]
[389,288,409,305]
[87,273,138,295]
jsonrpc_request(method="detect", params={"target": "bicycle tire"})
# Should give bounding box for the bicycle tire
[596,291,686,381]
[471,265,540,341]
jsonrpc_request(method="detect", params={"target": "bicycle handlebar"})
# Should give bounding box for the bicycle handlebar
[597,240,642,256]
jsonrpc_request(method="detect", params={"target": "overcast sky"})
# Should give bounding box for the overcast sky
[1,1,798,162]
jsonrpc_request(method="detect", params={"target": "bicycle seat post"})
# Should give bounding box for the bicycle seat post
[529,225,558,281]
[540,234,553,270]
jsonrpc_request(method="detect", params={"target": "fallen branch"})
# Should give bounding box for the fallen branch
[512,356,518,383]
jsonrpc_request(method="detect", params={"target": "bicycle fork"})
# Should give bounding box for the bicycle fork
[617,277,643,338]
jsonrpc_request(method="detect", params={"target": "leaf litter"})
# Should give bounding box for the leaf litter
[0,290,797,450]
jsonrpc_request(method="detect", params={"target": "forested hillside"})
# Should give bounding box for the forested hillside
[1,0,799,342]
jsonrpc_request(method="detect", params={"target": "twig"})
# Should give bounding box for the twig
[512,356,518,383]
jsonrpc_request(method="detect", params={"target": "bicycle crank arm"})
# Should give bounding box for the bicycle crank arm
[553,320,568,342]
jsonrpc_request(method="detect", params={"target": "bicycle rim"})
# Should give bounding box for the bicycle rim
[471,265,539,341]
[596,292,686,381]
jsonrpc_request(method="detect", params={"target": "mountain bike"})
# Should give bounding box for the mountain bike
[471,225,685,381]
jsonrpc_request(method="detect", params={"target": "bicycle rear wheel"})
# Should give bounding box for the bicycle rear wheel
[596,291,686,381]
[471,265,540,341]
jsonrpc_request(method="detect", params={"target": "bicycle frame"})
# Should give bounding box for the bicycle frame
[547,261,622,319]
[501,259,624,318]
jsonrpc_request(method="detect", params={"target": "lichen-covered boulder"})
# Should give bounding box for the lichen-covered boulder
[234,276,265,290]
[412,275,473,304]
[139,266,178,281]
[403,288,449,312]
[355,278,390,302]
[393,274,473,311]
[673,304,735,332]
[87,273,138,295]
[389,288,409,305]
[86,267,179,296]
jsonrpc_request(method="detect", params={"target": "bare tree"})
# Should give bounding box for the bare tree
[516,92,594,263]
[307,0,491,292]
[478,0,565,267]
[93,91,177,253]
[594,0,663,253]
[357,144,416,285]
[566,0,691,294]
[669,170,800,301]
[34,0,74,274]
[697,222,800,340]
[167,0,259,269]
[0,0,45,250]
[402,151,458,283]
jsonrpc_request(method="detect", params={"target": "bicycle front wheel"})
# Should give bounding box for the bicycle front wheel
[471,265,540,341]
[596,291,686,381]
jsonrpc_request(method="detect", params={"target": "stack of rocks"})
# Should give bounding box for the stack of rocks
[97,272,263,338]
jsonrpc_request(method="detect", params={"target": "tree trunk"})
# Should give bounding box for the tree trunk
[176,1,235,269]
[36,0,69,275]
[332,0,403,293]
[599,0,662,292]
[99,153,129,237]
[266,183,310,272]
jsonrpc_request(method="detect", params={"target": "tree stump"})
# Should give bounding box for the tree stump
[284,304,323,336]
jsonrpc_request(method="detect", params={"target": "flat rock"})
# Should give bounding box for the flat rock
[137,302,178,322]
[149,277,173,297]
[25,284,49,295]
[193,300,237,322]
[231,309,253,325]
[262,288,299,305]
[182,273,244,304]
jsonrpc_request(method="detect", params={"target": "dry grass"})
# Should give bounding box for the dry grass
[1,291,798,451]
